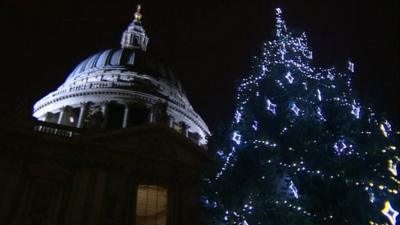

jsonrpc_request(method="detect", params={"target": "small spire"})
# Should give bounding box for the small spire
[120,4,149,51]
[134,4,142,22]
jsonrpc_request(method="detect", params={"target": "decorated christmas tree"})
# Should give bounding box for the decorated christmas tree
[204,8,399,225]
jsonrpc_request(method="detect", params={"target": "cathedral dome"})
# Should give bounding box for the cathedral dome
[65,48,182,91]
[33,6,210,146]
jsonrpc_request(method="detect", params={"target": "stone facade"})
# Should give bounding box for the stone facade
[0,119,212,225]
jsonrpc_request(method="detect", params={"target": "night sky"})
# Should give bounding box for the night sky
[1,0,398,131]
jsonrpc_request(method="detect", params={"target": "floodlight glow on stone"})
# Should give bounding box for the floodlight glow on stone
[266,99,277,115]
[285,71,294,83]
[381,201,399,225]
[232,131,242,145]
[290,103,300,116]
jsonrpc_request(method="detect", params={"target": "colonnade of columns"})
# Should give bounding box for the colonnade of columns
[50,102,200,144]
[55,102,155,129]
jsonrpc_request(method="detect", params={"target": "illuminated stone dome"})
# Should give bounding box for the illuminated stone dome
[33,6,210,146]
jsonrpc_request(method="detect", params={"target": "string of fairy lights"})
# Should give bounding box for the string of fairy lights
[208,8,399,225]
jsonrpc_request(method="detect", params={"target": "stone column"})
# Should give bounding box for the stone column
[77,103,88,128]
[0,174,20,223]
[182,123,189,137]
[57,107,66,125]
[65,168,91,225]
[87,171,107,225]
[148,107,154,123]
[168,116,174,128]
[122,104,130,128]
[101,103,109,129]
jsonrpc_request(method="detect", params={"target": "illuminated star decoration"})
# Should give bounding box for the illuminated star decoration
[289,180,299,199]
[316,107,326,121]
[290,102,300,116]
[217,150,225,158]
[234,110,242,123]
[279,49,287,60]
[232,131,242,145]
[333,139,354,156]
[381,201,399,225]
[388,160,398,176]
[380,120,392,138]
[348,61,355,72]
[368,192,375,203]
[317,89,322,101]
[303,49,313,59]
[285,71,294,83]
[351,102,361,119]
[252,120,258,131]
[266,99,277,115]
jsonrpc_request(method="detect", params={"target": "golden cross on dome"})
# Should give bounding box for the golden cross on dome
[134,4,142,22]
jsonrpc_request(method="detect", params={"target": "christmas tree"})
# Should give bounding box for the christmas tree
[204,8,399,225]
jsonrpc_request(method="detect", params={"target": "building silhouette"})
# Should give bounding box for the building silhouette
[0,5,212,225]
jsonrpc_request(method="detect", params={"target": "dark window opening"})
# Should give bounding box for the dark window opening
[107,103,125,129]
[128,105,149,127]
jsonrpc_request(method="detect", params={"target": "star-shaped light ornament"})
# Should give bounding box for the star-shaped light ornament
[333,139,354,156]
[234,110,242,123]
[351,103,361,119]
[380,120,392,138]
[232,131,242,145]
[381,201,399,225]
[285,71,294,83]
[317,107,326,121]
[348,61,355,72]
[327,71,334,80]
[289,180,299,199]
[290,103,300,116]
[266,99,277,115]
[317,89,322,101]
[388,160,398,176]
[252,120,258,131]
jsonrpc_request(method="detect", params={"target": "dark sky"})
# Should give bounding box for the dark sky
[1,0,398,131]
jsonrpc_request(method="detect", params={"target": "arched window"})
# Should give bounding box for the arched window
[135,185,168,225]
